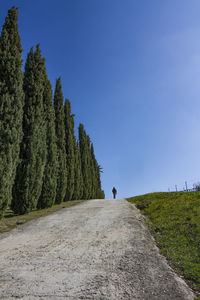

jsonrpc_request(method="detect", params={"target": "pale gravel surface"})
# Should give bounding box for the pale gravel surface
[0,199,194,300]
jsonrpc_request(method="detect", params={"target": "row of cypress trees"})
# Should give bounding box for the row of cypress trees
[0,7,104,217]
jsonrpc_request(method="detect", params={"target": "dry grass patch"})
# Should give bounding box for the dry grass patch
[0,200,87,234]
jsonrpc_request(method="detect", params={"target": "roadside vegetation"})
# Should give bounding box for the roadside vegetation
[0,7,104,219]
[0,199,87,234]
[127,192,200,297]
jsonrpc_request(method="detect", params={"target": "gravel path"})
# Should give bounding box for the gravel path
[0,199,194,299]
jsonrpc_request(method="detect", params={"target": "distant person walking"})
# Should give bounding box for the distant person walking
[112,187,117,199]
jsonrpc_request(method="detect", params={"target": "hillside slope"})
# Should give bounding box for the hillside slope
[127,192,200,297]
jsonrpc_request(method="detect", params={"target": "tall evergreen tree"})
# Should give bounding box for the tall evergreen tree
[11,45,47,214]
[0,7,24,217]
[37,67,58,209]
[54,78,67,203]
[72,141,83,200]
[91,143,105,199]
[90,143,98,198]
[86,134,93,199]
[79,124,91,199]
[64,99,75,201]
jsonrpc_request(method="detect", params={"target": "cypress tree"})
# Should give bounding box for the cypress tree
[0,7,24,217]
[86,134,93,199]
[90,143,98,198]
[37,67,58,209]
[64,99,75,201]
[96,165,105,199]
[72,141,83,200]
[11,45,47,214]
[54,78,67,203]
[79,124,91,199]
[91,143,105,199]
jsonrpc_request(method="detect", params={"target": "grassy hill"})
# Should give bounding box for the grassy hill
[127,192,200,297]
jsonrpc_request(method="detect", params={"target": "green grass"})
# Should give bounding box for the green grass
[127,192,200,296]
[0,199,87,234]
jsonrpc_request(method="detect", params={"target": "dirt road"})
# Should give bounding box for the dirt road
[0,199,194,299]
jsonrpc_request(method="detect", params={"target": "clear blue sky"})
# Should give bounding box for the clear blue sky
[1,0,200,198]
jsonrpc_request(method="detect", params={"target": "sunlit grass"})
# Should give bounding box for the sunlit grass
[127,192,200,296]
